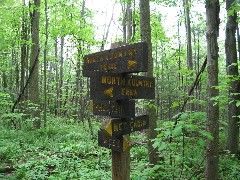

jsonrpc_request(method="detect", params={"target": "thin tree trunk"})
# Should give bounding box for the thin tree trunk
[225,0,240,155]
[126,0,132,43]
[100,4,115,51]
[59,36,64,115]
[205,0,220,179]
[2,72,7,90]
[183,0,193,70]
[43,0,49,127]
[20,0,27,104]
[140,0,159,166]
[183,0,194,111]
[237,23,240,60]
[122,2,127,43]
[55,38,60,115]
[29,0,41,128]
[15,51,20,94]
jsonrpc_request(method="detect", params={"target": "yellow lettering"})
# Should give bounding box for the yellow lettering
[133,48,137,54]
[102,76,107,84]
[128,48,133,56]
[121,88,137,97]
[111,77,116,85]
[119,51,123,58]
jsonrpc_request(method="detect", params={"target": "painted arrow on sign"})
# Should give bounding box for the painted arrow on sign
[90,100,135,118]
[83,42,148,76]
[90,72,155,100]
[98,130,133,152]
[101,115,149,137]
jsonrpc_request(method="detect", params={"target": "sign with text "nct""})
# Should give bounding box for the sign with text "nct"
[101,115,149,137]
[83,42,148,76]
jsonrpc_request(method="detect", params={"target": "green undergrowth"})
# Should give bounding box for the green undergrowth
[0,115,239,179]
[0,116,149,180]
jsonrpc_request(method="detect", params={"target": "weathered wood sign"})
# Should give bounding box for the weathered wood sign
[98,130,132,152]
[83,41,155,180]
[101,115,149,137]
[83,42,148,76]
[90,73,155,100]
[90,100,135,118]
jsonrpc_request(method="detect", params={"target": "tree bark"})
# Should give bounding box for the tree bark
[126,0,132,43]
[237,23,240,60]
[43,0,49,127]
[205,0,220,179]
[225,0,240,155]
[59,36,64,115]
[29,0,41,128]
[122,2,127,43]
[139,0,159,165]
[183,0,193,71]
[55,38,60,116]
[20,0,27,103]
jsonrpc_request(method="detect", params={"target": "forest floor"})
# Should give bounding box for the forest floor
[0,116,239,179]
[0,116,149,180]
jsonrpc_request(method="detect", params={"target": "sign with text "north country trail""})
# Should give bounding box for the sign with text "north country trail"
[83,42,148,76]
[90,72,155,100]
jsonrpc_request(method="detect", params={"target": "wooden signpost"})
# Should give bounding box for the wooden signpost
[90,73,155,100]
[101,115,149,137]
[90,100,135,118]
[83,42,154,180]
[83,42,148,76]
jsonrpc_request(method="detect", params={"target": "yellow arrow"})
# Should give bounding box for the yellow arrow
[127,60,137,69]
[104,87,114,97]
[123,135,133,152]
[101,119,112,136]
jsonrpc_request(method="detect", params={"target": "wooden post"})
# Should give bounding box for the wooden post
[111,42,130,180]
[112,149,130,180]
[83,41,152,180]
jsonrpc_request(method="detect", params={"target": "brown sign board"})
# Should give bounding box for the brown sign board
[101,115,149,137]
[90,100,135,118]
[90,73,155,100]
[98,130,132,152]
[83,42,148,76]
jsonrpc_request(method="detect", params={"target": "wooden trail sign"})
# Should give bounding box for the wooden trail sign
[90,73,155,100]
[102,115,149,137]
[83,42,148,76]
[98,130,133,152]
[90,100,135,118]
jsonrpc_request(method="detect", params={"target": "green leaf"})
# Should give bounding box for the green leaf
[169,144,177,151]
[172,125,182,136]
[180,113,188,121]
[197,139,205,147]
[236,101,240,107]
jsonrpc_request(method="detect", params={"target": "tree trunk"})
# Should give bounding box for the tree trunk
[43,0,49,127]
[59,36,64,115]
[55,38,60,116]
[126,0,132,43]
[139,0,159,166]
[183,0,193,71]
[237,23,240,60]
[29,0,41,128]
[20,0,27,104]
[225,0,240,155]
[205,0,220,179]
[183,0,194,111]
[2,71,7,90]
[122,2,127,43]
